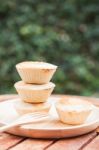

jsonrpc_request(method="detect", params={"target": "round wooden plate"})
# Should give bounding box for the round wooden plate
[0,95,99,139]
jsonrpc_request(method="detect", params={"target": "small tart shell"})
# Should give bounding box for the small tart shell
[55,98,93,125]
[16,61,57,84]
[14,81,55,103]
[14,99,51,115]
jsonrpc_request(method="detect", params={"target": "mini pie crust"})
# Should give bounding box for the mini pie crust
[14,99,51,115]
[14,81,55,103]
[55,98,93,125]
[16,61,57,84]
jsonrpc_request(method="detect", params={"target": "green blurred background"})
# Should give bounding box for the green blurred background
[0,0,99,96]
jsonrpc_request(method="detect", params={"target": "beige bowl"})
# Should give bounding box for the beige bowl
[14,81,55,103]
[16,61,57,84]
[14,98,51,115]
[55,98,93,125]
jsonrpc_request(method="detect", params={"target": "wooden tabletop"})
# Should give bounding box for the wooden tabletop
[0,94,99,150]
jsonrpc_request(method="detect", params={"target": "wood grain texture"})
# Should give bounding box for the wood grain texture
[0,95,18,102]
[46,132,96,150]
[54,95,99,107]
[96,127,99,133]
[0,94,99,106]
[10,139,55,150]
[0,133,24,150]
[82,135,99,150]
[1,95,98,139]
[0,94,99,150]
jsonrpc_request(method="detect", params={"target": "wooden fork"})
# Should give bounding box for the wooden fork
[0,112,49,132]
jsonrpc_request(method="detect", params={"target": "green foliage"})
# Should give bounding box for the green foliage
[0,0,99,96]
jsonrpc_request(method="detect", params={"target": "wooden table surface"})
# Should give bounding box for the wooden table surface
[0,94,99,150]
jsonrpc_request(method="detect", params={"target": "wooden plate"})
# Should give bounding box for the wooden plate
[0,95,99,139]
